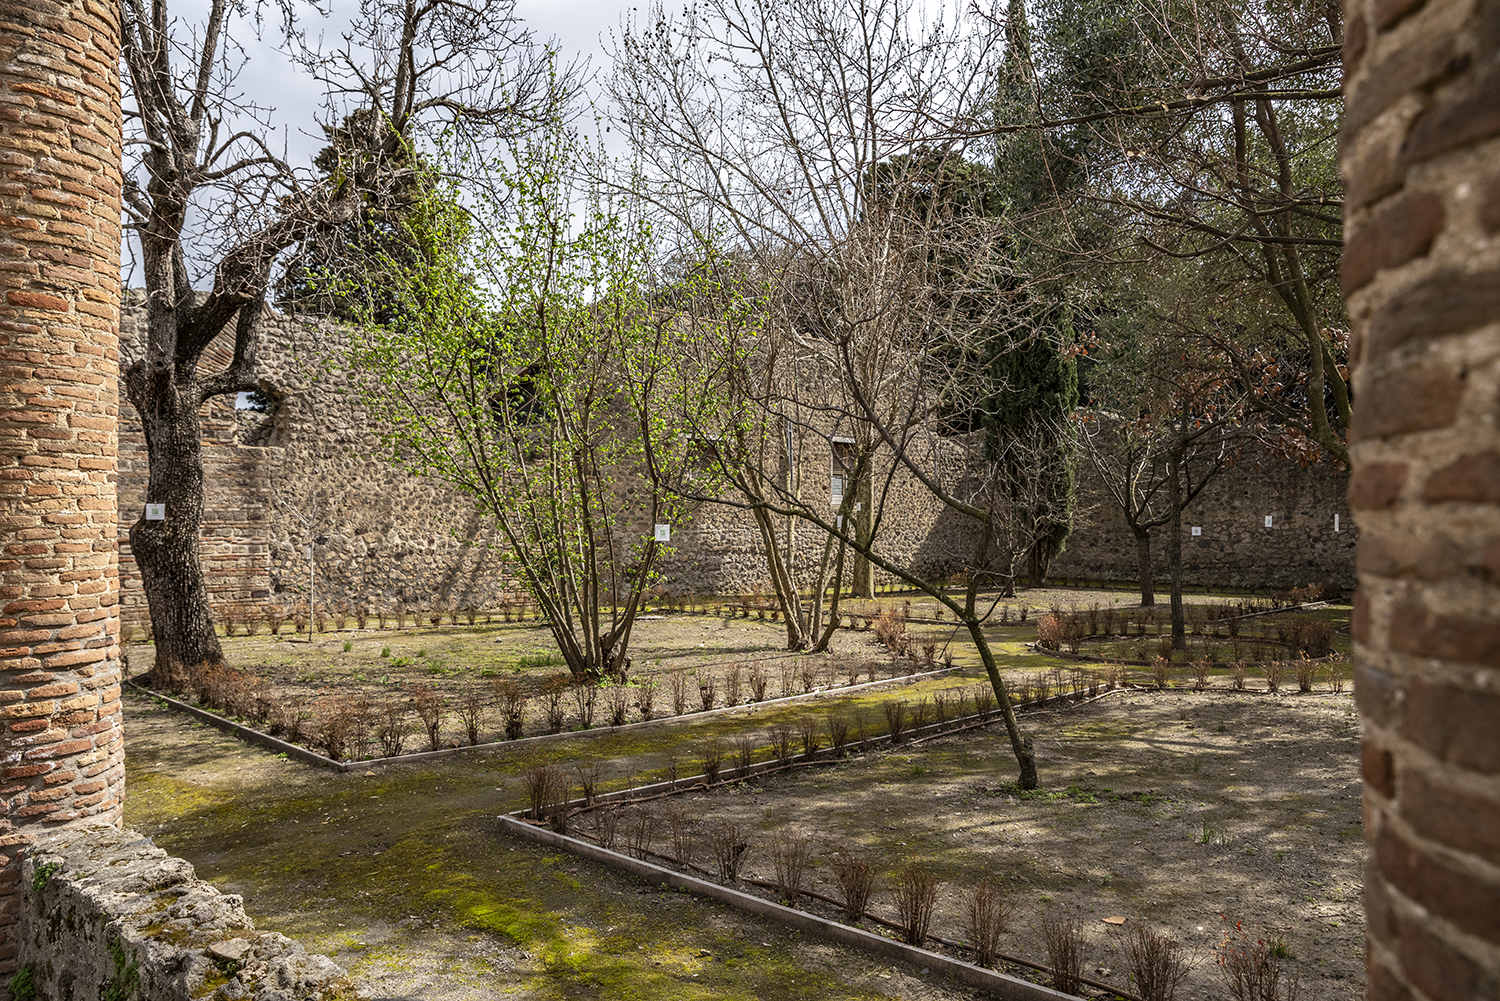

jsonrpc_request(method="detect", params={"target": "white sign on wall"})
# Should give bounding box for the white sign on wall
[1334,514,1341,532]
[654,524,671,542]
[1264,515,1274,528]
[144,503,165,521]
[1191,526,1202,536]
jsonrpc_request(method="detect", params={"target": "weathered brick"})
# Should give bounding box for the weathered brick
[1343,191,1445,295]
[1367,267,1500,355]
[1363,738,1396,798]
[1355,660,1402,729]
[1349,462,1410,509]
[1379,822,1500,944]
[1390,601,1500,668]
[1402,768,1500,868]
[1403,675,1500,773]
[1401,63,1500,168]
[1422,450,1500,504]
[1482,172,1500,234]
[1395,912,1492,1001]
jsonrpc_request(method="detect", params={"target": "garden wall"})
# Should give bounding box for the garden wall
[116,303,1356,619]
[1048,453,1357,592]
[13,823,357,1000]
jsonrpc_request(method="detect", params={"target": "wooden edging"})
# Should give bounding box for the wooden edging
[495,814,1081,1001]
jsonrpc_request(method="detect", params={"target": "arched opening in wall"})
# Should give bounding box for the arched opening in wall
[234,387,288,446]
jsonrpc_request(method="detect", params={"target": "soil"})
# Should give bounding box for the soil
[125,636,1365,1001]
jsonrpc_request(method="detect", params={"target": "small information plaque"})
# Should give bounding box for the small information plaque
[654,524,671,542]
[1264,515,1274,528]
[145,503,165,521]
[1191,526,1201,536]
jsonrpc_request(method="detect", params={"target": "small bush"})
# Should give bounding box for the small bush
[1191,657,1211,691]
[698,675,718,712]
[624,807,657,860]
[769,723,795,764]
[455,682,487,745]
[603,683,630,727]
[748,665,769,701]
[725,662,744,705]
[829,850,876,921]
[1041,908,1084,994]
[522,763,568,823]
[892,862,939,946]
[540,675,569,733]
[733,734,756,777]
[591,804,619,849]
[708,820,748,882]
[491,679,528,740]
[1036,614,1064,651]
[573,760,600,806]
[1216,925,1300,1001]
[700,739,724,785]
[1263,660,1287,693]
[826,713,850,756]
[1294,655,1318,693]
[883,700,907,743]
[1122,925,1192,1001]
[668,670,689,716]
[966,876,1010,968]
[663,800,696,865]
[795,717,819,756]
[770,832,812,906]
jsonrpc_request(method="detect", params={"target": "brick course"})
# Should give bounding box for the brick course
[0,0,123,980]
[1344,0,1500,997]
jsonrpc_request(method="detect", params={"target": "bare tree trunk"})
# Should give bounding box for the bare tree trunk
[125,366,225,683]
[1133,526,1155,606]
[1168,446,1186,649]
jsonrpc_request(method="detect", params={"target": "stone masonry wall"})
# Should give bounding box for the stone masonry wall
[1342,0,1500,999]
[0,0,125,981]
[1049,453,1358,592]
[15,823,358,1001]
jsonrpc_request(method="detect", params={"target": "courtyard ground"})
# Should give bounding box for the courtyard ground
[123,603,1364,1001]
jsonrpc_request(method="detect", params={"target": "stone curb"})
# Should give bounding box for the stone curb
[495,814,1078,1001]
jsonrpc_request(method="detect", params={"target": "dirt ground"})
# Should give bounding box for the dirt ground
[124,663,1364,1001]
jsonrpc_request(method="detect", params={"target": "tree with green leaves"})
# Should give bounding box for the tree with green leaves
[352,127,747,682]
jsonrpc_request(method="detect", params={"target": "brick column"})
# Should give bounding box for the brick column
[0,0,124,978]
[1342,0,1500,997]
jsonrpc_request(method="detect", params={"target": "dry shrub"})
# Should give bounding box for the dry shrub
[733,734,756,777]
[573,760,600,806]
[748,665,769,701]
[539,675,570,732]
[375,698,408,757]
[973,685,995,719]
[826,713,850,757]
[522,763,569,824]
[1216,926,1300,1001]
[668,670,689,716]
[1191,657,1211,691]
[1327,654,1347,694]
[966,876,1010,968]
[633,676,658,720]
[708,820,748,882]
[591,804,619,849]
[700,739,724,785]
[1041,908,1084,994]
[1122,925,1192,1001]
[1152,656,1171,689]
[624,807,657,860]
[911,697,930,734]
[1263,660,1287,693]
[892,862,939,946]
[346,693,374,760]
[829,850,876,921]
[1293,655,1318,693]
[1036,613,1064,651]
[569,681,598,729]
[932,691,949,728]
[795,717,819,756]
[662,800,697,865]
[1231,660,1248,690]
[603,683,630,727]
[698,674,718,711]
[770,832,812,906]
[769,723,795,764]
[456,681,487,745]
[798,661,816,693]
[409,682,445,751]
[883,700,907,743]
[313,694,351,761]
[491,679,528,740]
[725,662,744,705]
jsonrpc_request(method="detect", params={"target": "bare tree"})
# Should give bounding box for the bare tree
[612,0,1070,787]
[119,0,564,678]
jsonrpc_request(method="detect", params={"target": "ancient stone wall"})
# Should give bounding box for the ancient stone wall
[14,823,358,1000]
[1049,452,1358,592]
[0,0,125,979]
[1342,0,1500,998]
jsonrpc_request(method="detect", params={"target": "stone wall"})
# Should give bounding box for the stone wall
[116,306,983,615]
[1049,452,1358,592]
[14,823,358,1000]
[1342,0,1500,999]
[0,0,126,980]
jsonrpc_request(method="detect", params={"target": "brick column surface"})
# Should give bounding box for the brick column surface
[1342,0,1500,997]
[0,0,124,979]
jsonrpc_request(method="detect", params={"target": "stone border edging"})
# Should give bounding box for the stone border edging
[124,666,963,772]
[495,814,1078,1001]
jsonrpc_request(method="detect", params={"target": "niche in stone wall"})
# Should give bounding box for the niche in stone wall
[234,387,289,446]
